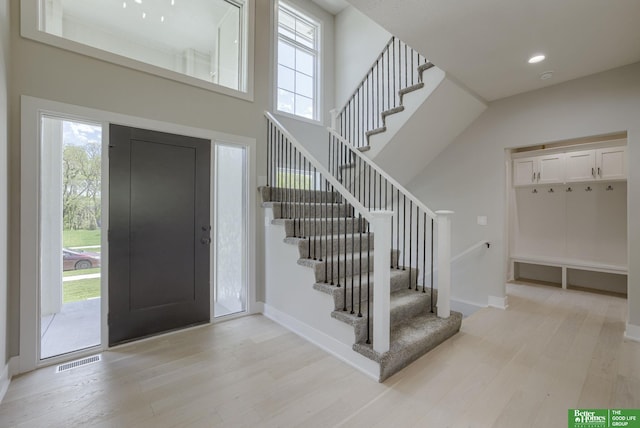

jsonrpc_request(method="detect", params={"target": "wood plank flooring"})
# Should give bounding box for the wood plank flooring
[1,282,638,427]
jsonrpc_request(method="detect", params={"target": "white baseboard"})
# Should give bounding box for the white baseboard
[0,357,17,404]
[488,295,509,310]
[625,322,640,343]
[450,297,486,317]
[262,304,379,380]
[251,301,265,314]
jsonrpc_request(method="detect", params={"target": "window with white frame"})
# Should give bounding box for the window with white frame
[276,3,320,121]
[23,0,251,96]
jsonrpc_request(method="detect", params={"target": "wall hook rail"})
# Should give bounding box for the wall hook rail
[585,186,592,192]
[606,185,614,191]
[566,187,573,192]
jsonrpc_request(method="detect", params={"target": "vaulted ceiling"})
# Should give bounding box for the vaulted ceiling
[344,0,640,101]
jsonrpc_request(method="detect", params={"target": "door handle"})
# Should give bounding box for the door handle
[592,167,595,178]
[201,237,212,245]
[598,167,601,177]
[532,172,535,182]
[537,172,540,181]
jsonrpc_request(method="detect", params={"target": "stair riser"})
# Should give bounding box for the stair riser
[273,203,352,220]
[297,233,374,259]
[284,218,367,238]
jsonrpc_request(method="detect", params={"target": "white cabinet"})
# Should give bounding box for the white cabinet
[596,146,626,180]
[513,154,565,186]
[513,157,537,186]
[565,146,626,182]
[515,144,626,187]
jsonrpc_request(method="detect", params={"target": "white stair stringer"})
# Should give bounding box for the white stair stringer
[263,205,380,380]
[365,68,487,186]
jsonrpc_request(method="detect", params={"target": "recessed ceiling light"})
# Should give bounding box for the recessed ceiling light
[134,0,142,3]
[528,54,546,64]
[122,2,127,8]
[142,12,146,18]
[161,16,165,22]
[171,0,175,5]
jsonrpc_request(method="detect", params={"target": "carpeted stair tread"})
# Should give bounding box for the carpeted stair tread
[284,232,376,259]
[313,268,415,309]
[260,186,340,204]
[418,62,435,74]
[298,249,400,283]
[381,106,405,122]
[266,201,352,220]
[274,217,367,237]
[353,311,462,382]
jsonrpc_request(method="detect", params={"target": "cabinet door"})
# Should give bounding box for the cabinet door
[513,157,537,186]
[565,150,596,182]
[538,153,565,184]
[596,146,626,180]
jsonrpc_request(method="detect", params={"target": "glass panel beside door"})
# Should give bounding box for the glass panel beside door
[214,143,248,317]
[40,116,102,359]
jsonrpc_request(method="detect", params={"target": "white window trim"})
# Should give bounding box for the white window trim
[19,95,258,374]
[274,0,322,124]
[20,0,256,101]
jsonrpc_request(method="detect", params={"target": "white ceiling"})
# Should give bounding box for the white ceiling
[344,0,640,101]
[311,0,349,15]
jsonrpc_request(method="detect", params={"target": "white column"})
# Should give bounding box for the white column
[436,210,454,319]
[329,109,338,131]
[372,210,393,353]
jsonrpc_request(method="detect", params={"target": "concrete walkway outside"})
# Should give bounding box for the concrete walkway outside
[41,298,101,359]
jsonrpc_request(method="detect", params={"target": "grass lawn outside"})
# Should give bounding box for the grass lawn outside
[63,267,100,277]
[63,229,101,248]
[63,277,100,303]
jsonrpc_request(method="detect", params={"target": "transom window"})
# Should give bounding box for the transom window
[276,3,320,121]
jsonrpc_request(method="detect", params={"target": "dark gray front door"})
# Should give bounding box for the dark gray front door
[108,125,211,346]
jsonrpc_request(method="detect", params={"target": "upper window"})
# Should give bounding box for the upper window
[26,0,250,96]
[276,3,320,121]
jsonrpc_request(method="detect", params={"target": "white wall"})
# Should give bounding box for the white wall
[1,0,10,384]
[334,6,390,109]
[406,62,640,327]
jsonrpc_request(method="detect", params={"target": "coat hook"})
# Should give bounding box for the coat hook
[532,188,538,194]
[606,185,614,191]
[548,188,554,193]
[566,187,573,192]
[585,186,592,192]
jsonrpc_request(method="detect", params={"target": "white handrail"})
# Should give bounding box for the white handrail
[328,127,438,220]
[452,240,490,264]
[266,112,374,222]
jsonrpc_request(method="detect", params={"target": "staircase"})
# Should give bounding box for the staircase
[332,36,486,186]
[261,113,462,382]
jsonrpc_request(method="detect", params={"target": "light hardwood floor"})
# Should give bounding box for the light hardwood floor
[1,283,638,428]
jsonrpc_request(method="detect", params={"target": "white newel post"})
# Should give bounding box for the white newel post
[372,210,393,353]
[436,210,454,319]
[330,109,338,131]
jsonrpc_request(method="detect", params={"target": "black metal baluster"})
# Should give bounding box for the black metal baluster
[392,37,396,106]
[358,212,363,318]
[330,180,335,285]
[325,181,329,283]
[408,199,412,288]
[396,188,400,268]
[415,204,419,292]
[423,212,427,293]
[366,219,371,344]
[314,166,319,260]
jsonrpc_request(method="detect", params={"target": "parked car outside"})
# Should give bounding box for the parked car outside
[63,248,101,271]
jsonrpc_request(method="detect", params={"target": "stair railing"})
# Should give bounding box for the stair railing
[333,36,432,150]
[265,112,394,353]
[328,128,452,319]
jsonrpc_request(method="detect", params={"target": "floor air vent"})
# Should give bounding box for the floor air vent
[56,354,101,373]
